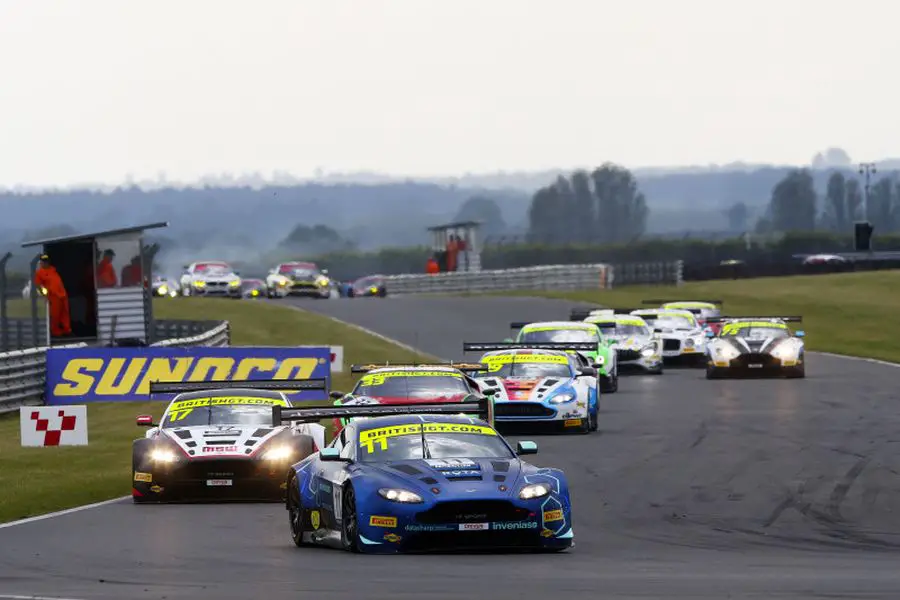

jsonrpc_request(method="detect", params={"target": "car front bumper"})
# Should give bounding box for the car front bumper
[133,458,291,502]
[707,353,803,377]
[614,348,663,372]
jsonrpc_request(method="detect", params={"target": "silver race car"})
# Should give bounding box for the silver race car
[704,316,806,379]
[629,308,707,366]
[265,261,332,299]
[641,299,724,334]
[570,309,663,374]
[179,261,242,298]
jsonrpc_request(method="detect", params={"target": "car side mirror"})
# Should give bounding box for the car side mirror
[705,330,716,338]
[795,330,805,338]
[320,448,349,462]
[516,441,538,455]
[329,390,345,399]
[578,367,597,377]
[181,265,188,270]
[321,269,329,275]
[592,356,604,366]
[136,415,156,427]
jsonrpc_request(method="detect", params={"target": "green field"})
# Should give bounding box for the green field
[514,271,900,363]
[0,298,432,524]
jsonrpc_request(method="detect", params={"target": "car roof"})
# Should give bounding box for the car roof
[192,260,230,266]
[587,314,647,324]
[353,413,492,431]
[521,321,596,330]
[166,388,291,408]
[663,301,716,308]
[633,308,694,317]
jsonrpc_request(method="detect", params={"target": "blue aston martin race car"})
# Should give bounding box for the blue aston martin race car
[273,398,573,554]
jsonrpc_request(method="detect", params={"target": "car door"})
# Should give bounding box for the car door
[315,424,356,529]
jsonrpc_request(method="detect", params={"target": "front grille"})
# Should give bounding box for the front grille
[663,339,681,351]
[415,500,530,524]
[734,353,779,368]
[616,349,641,361]
[495,403,555,417]
[178,458,263,480]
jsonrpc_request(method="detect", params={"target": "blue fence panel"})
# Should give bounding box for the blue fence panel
[46,346,331,404]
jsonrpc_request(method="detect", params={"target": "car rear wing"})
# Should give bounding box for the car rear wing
[148,378,327,396]
[705,316,802,323]
[463,342,598,353]
[272,396,495,426]
[350,363,488,373]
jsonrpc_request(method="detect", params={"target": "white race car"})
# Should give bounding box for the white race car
[572,309,663,374]
[630,308,707,366]
[641,299,724,333]
[179,261,242,298]
[463,342,600,433]
[265,261,331,299]
[132,379,327,502]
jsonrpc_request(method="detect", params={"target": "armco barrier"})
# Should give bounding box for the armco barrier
[380,261,682,294]
[0,320,230,415]
[0,318,224,352]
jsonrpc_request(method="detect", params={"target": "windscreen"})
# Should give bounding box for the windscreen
[355,276,382,287]
[479,354,571,378]
[279,263,316,274]
[519,328,598,344]
[719,322,790,340]
[291,269,320,279]
[352,371,469,397]
[195,263,231,274]
[357,422,513,462]
[160,396,287,427]
[608,322,650,337]
[639,314,694,330]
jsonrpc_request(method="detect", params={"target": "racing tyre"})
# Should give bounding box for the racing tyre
[705,367,722,380]
[340,484,362,553]
[588,408,598,432]
[287,474,311,547]
[601,373,618,393]
[786,364,806,379]
[131,441,154,503]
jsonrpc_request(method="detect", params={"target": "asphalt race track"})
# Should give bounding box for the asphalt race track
[2,296,900,599]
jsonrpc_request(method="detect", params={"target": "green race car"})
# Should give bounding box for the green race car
[508,320,618,392]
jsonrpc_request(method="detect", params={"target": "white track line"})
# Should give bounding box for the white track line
[810,351,900,368]
[0,496,128,530]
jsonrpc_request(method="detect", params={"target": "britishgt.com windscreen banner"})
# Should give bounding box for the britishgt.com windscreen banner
[45,346,332,404]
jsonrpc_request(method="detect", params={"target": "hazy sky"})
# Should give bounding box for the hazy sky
[0,0,897,188]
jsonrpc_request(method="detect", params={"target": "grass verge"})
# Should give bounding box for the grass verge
[0,298,430,524]
[506,271,900,363]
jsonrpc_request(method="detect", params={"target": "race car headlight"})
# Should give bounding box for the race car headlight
[684,338,695,348]
[157,285,168,295]
[715,345,740,360]
[641,345,656,357]
[229,280,240,287]
[770,342,796,360]
[518,483,551,500]
[275,276,289,286]
[316,277,330,287]
[378,488,424,503]
[262,446,294,461]
[192,280,206,288]
[549,393,575,404]
[150,448,178,463]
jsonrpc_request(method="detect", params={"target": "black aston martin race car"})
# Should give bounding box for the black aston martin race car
[704,316,806,379]
[132,379,327,502]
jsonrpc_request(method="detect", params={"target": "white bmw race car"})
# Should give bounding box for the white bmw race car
[132,379,327,502]
[629,308,707,366]
[462,342,600,433]
[179,261,242,298]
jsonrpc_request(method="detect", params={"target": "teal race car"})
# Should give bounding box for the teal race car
[508,321,618,393]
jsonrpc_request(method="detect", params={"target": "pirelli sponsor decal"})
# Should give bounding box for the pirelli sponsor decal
[359,422,497,453]
[564,419,582,427]
[543,509,563,521]
[133,472,152,483]
[369,516,398,527]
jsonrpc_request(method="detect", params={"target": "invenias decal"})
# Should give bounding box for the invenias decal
[45,346,331,403]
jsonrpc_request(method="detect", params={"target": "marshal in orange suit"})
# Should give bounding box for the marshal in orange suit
[34,254,72,337]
